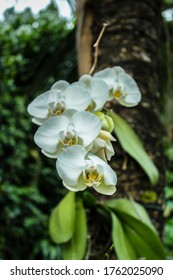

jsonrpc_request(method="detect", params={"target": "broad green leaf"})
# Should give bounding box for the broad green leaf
[124,224,159,259]
[61,200,88,260]
[110,112,159,185]
[115,211,165,259]
[111,212,137,260]
[49,192,75,244]
[105,198,155,231]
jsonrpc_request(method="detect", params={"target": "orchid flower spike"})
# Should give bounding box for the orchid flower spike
[56,145,117,195]
[94,66,141,107]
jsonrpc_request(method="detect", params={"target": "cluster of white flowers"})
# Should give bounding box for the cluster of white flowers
[28,66,141,195]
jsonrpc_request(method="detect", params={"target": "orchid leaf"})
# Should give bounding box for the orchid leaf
[49,191,75,244]
[111,212,137,260]
[113,210,165,259]
[110,112,159,185]
[61,200,88,260]
[124,224,160,259]
[105,198,155,231]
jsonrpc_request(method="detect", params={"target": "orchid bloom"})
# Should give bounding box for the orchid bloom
[90,129,116,161]
[73,74,109,112]
[27,81,91,125]
[90,137,115,162]
[34,109,101,158]
[94,66,141,107]
[56,145,117,195]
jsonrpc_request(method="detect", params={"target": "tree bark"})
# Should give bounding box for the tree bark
[76,0,165,259]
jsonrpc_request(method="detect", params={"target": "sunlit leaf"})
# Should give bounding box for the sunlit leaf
[105,198,165,259]
[105,198,155,230]
[124,224,160,259]
[115,211,165,259]
[111,212,137,260]
[61,200,88,260]
[110,112,159,185]
[49,191,75,244]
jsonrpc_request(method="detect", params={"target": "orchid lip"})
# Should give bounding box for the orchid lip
[48,101,65,116]
[61,129,78,146]
[83,163,103,187]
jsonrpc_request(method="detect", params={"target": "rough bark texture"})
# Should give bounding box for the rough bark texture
[76,0,165,258]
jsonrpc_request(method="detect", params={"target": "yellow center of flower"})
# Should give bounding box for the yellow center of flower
[48,102,65,117]
[113,89,122,99]
[86,102,94,112]
[61,129,78,147]
[63,136,78,146]
[84,167,103,187]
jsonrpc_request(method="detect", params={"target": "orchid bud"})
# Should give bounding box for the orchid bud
[95,112,114,133]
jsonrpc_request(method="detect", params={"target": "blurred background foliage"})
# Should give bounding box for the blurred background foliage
[162,0,173,260]
[0,2,77,259]
[0,0,173,259]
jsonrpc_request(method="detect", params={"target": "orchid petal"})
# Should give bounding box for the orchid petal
[116,72,141,106]
[63,175,87,192]
[93,182,116,195]
[65,85,91,111]
[88,154,117,186]
[72,111,101,146]
[41,146,62,158]
[105,141,115,161]
[51,80,69,91]
[112,66,125,76]
[34,116,69,153]
[27,90,52,118]
[62,109,77,119]
[94,68,115,90]
[79,74,109,111]
[32,117,46,125]
[56,146,86,186]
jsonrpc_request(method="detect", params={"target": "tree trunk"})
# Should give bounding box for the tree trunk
[76,0,165,259]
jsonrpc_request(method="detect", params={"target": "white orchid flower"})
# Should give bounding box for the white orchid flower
[90,129,116,161]
[27,81,91,125]
[94,66,141,107]
[90,137,115,162]
[34,109,101,158]
[56,145,117,195]
[73,74,109,112]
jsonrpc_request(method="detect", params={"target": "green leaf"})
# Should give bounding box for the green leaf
[105,199,165,259]
[49,192,75,244]
[105,198,155,231]
[124,224,160,259]
[110,112,159,185]
[61,200,88,260]
[115,211,165,259]
[111,212,137,260]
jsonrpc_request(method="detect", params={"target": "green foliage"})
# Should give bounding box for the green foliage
[110,112,159,185]
[111,212,136,260]
[47,191,164,260]
[104,199,165,260]
[0,4,77,259]
[0,183,61,259]
[105,198,155,230]
[163,143,173,259]
[49,192,76,244]
[1,2,169,260]
[61,200,88,260]
[164,0,173,5]
[49,193,88,260]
